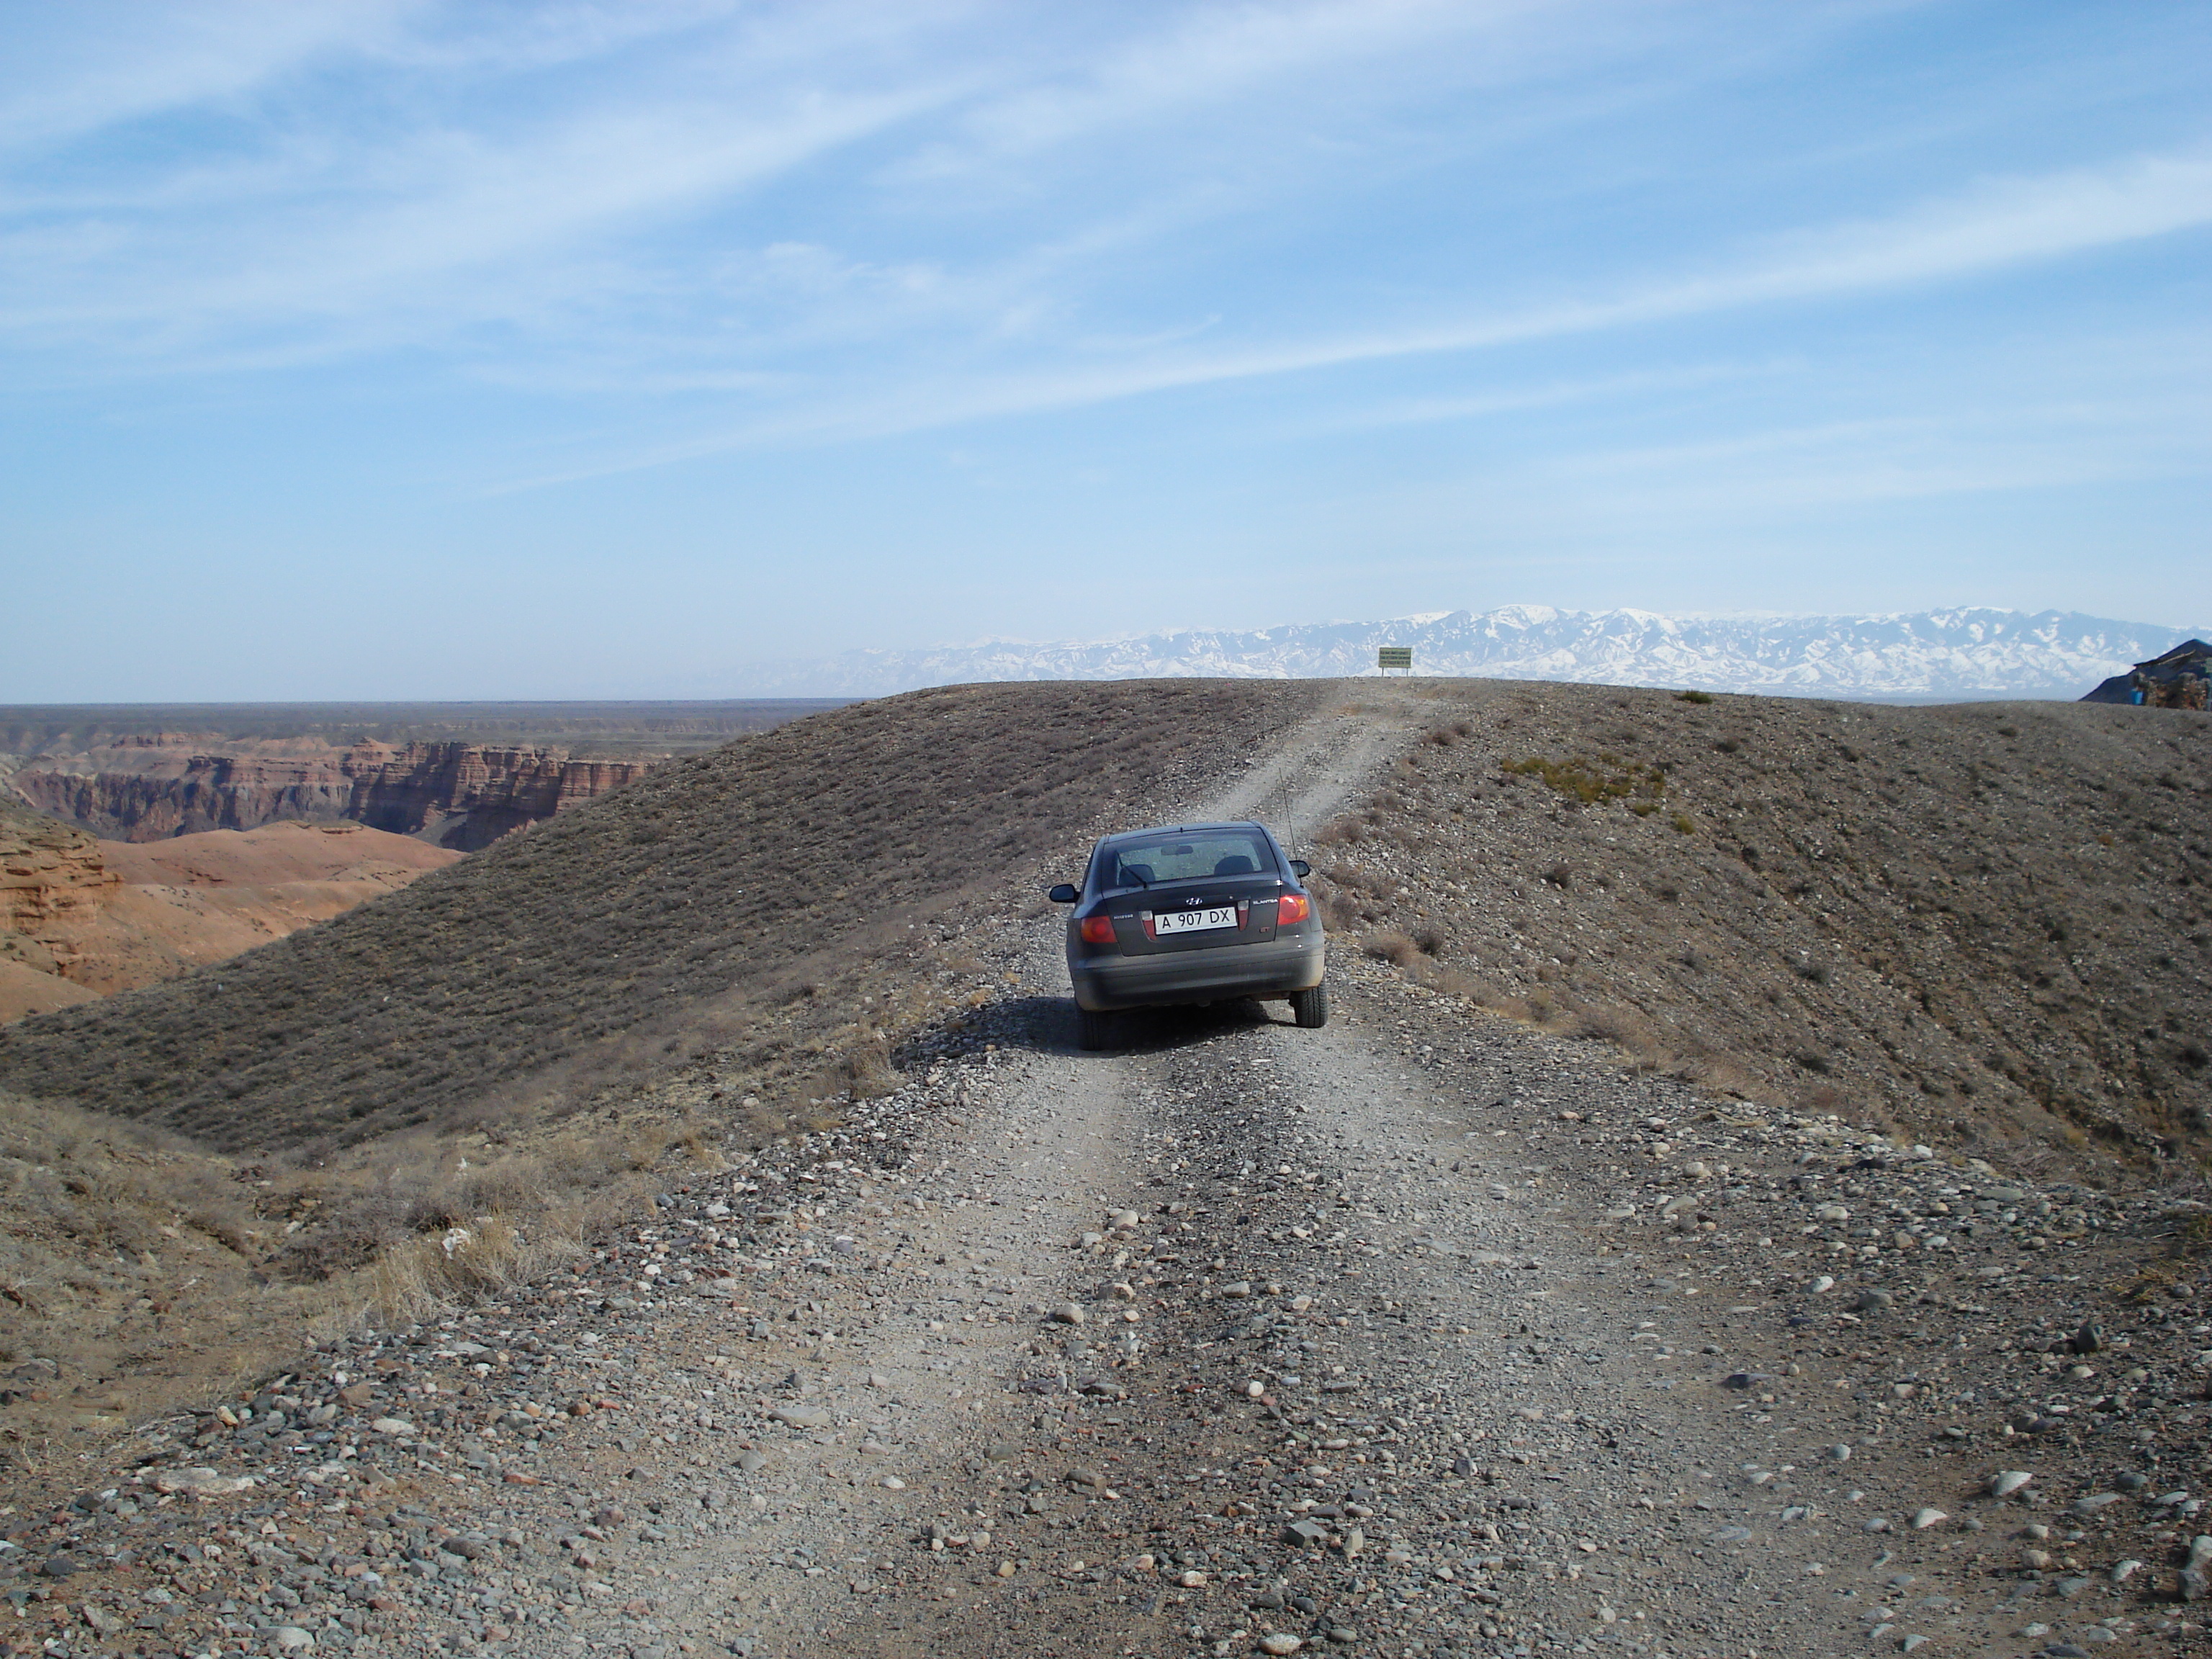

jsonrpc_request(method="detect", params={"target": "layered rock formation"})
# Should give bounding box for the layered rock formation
[0,804,462,1023]
[12,740,649,850]
[347,744,648,848]
[1,802,120,990]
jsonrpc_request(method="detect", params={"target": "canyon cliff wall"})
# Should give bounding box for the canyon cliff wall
[0,805,462,1022]
[12,742,650,850]
[0,804,120,989]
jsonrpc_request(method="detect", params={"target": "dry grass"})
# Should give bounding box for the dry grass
[0,680,1328,1474]
[1318,680,2212,1176]
[0,680,1322,1154]
[1361,929,1423,968]
[0,1089,323,1473]
[0,1083,687,1485]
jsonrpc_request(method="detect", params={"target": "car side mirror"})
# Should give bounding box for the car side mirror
[1046,883,1079,903]
[1288,860,1310,878]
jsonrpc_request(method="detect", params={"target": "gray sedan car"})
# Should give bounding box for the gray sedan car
[1046,821,1326,1049]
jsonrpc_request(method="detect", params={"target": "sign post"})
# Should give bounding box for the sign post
[1376,646,1413,675]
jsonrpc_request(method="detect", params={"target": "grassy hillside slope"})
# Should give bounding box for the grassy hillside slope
[1317,682,2210,1169]
[0,680,1322,1153]
[0,680,1324,1452]
[0,676,2202,1470]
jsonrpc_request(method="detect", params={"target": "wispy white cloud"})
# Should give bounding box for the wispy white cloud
[3,0,2208,652]
[1312,338,2212,551]
[0,1,422,150]
[1655,145,2212,307]
[1071,143,2212,400]
[490,141,2212,484]
[1534,403,2210,513]
[1279,361,1794,434]
[0,0,1710,376]
[0,3,990,364]
[888,0,1534,175]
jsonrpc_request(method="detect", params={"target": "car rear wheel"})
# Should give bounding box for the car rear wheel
[1077,1007,1115,1051]
[1290,981,1328,1028]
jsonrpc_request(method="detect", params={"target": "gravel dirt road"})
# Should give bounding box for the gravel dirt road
[16,696,2208,1659]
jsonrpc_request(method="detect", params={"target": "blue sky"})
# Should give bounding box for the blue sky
[2,0,2206,699]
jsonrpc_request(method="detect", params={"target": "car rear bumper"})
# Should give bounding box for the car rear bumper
[1069,933,1326,1012]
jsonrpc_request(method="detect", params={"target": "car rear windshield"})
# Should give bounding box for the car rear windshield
[1098,832,1275,890]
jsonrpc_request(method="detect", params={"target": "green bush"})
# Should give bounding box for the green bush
[1501,752,1666,808]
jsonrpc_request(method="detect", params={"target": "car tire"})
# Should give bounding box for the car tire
[1290,981,1329,1029]
[1077,1007,1115,1051]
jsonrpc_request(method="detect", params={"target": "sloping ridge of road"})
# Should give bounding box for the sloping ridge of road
[76,691,2201,1659]
[671,687,1830,1659]
[501,688,1869,1657]
[0,679,1331,1151]
[488,685,2175,1658]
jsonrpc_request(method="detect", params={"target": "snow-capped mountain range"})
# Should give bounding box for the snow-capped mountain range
[730,608,2201,701]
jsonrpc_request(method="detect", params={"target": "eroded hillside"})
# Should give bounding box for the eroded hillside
[0,680,1325,1154]
[1,698,843,848]
[12,739,650,850]
[1310,682,2210,1172]
[0,683,1325,1457]
[0,803,462,1022]
[2,678,2204,1477]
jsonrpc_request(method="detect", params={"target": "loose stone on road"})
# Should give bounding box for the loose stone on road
[48,694,2204,1659]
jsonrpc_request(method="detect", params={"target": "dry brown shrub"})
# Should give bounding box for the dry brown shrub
[1501,752,1665,807]
[1563,1000,1671,1066]
[1419,963,1505,1006]
[844,1035,899,1100]
[364,1210,594,1326]
[1319,891,1362,931]
[0,678,1327,1155]
[1362,930,1421,968]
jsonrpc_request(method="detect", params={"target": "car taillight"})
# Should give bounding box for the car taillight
[1277,893,1312,925]
[1079,915,1118,944]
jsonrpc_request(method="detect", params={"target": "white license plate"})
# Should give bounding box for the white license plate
[1155,906,1238,936]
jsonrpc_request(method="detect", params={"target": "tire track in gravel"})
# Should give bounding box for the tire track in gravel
[282,680,2148,1659]
[493,692,1443,1659]
[1120,976,1825,1659]
[518,682,1844,1659]
[50,692,2201,1659]
[503,953,2177,1659]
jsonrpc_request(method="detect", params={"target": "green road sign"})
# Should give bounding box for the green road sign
[1377,646,1413,670]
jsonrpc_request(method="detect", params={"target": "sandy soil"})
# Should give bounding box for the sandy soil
[99,822,462,890]
[0,958,99,1022]
[0,821,463,1014]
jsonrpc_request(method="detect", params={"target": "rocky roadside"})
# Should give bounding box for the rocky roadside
[12,949,2212,1659]
[9,688,2212,1659]
[1098,953,2212,1659]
